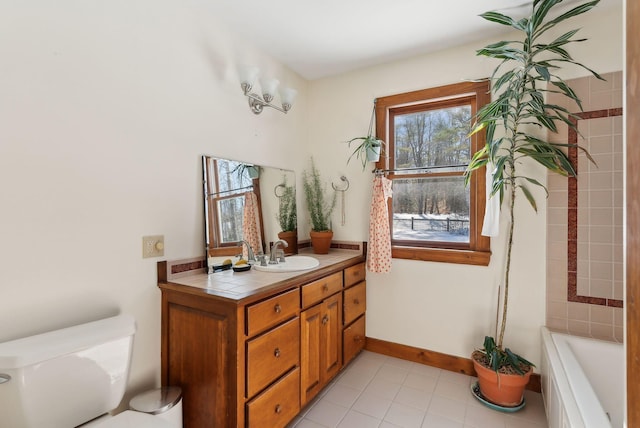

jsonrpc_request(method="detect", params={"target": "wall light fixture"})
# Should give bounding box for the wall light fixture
[239,65,297,115]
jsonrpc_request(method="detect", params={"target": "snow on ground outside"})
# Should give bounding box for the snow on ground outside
[392,213,469,242]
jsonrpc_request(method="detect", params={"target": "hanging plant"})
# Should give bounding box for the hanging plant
[346,101,385,171]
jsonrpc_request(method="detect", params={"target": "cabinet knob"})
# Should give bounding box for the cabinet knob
[353,298,360,305]
[322,315,329,325]
[274,348,281,358]
[274,304,282,314]
[322,284,329,292]
[354,335,362,342]
[275,404,282,414]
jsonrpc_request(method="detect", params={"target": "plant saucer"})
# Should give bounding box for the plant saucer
[470,381,525,413]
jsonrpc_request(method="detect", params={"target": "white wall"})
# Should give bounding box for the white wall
[0,0,308,400]
[307,3,623,365]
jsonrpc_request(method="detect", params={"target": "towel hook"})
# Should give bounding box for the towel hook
[331,175,350,192]
[274,183,286,198]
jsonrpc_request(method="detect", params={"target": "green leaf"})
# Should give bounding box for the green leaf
[521,176,549,197]
[535,65,551,81]
[518,184,538,211]
[531,0,562,33]
[505,348,526,375]
[480,11,523,30]
[546,0,601,28]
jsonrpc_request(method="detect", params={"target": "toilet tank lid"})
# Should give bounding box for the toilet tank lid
[0,314,136,369]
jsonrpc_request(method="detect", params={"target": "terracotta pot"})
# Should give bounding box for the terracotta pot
[472,353,532,407]
[277,230,298,255]
[309,230,333,254]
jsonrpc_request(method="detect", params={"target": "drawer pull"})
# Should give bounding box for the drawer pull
[275,404,282,414]
[274,303,282,314]
[274,348,281,358]
[322,315,329,325]
[322,284,329,292]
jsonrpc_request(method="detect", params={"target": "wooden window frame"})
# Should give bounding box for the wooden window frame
[375,80,491,266]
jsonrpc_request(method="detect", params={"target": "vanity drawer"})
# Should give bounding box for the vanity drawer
[344,262,366,288]
[246,288,299,336]
[343,281,366,326]
[301,272,343,308]
[246,367,300,428]
[246,317,300,398]
[343,315,365,365]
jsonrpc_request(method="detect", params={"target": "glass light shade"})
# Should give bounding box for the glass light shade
[280,87,297,106]
[259,77,280,101]
[238,65,260,87]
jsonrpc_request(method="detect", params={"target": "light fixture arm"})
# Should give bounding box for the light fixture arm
[239,73,294,115]
[246,92,288,114]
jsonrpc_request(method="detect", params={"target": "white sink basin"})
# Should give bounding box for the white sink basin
[252,255,319,272]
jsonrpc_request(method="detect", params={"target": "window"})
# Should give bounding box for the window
[375,81,491,266]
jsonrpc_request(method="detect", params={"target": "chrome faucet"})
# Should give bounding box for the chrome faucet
[269,240,289,264]
[241,240,258,264]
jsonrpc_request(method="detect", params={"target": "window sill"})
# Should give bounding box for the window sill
[392,246,491,266]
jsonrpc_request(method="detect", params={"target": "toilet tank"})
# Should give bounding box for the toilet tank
[0,314,136,428]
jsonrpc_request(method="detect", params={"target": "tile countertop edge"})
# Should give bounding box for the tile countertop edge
[158,249,365,304]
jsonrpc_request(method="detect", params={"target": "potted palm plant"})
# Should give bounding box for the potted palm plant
[302,158,337,254]
[464,0,601,408]
[276,176,298,255]
[347,102,385,170]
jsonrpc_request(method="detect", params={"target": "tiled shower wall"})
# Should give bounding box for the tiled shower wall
[546,71,623,342]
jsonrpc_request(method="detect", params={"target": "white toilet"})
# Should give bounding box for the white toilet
[0,314,182,428]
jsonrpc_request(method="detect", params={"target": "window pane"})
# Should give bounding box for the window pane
[392,176,470,243]
[217,196,244,244]
[394,106,471,171]
[217,159,252,193]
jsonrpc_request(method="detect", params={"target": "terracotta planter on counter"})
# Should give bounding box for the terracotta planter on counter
[277,230,298,255]
[310,230,333,254]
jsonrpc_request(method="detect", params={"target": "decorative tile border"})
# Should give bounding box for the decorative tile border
[567,107,623,308]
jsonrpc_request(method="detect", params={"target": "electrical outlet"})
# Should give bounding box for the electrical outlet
[142,235,164,258]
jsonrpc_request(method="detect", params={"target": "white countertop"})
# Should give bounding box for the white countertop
[168,248,363,299]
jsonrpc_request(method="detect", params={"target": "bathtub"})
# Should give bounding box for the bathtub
[540,327,624,428]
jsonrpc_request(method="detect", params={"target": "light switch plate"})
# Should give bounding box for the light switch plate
[142,235,164,258]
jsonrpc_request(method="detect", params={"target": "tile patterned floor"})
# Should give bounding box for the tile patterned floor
[288,351,548,428]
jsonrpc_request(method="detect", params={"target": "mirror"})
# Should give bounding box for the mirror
[202,155,297,259]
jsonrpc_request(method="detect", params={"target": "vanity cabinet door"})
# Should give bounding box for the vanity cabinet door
[322,293,342,383]
[300,293,342,406]
[300,304,322,405]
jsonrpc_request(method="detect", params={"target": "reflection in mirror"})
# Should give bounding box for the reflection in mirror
[202,155,297,261]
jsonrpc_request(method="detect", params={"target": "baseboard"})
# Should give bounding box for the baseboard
[364,337,541,393]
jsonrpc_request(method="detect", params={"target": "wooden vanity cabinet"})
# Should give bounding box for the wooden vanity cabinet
[159,255,365,428]
[342,262,366,365]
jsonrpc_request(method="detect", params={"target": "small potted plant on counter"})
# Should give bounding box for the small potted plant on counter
[276,176,298,255]
[464,0,601,409]
[302,158,336,254]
